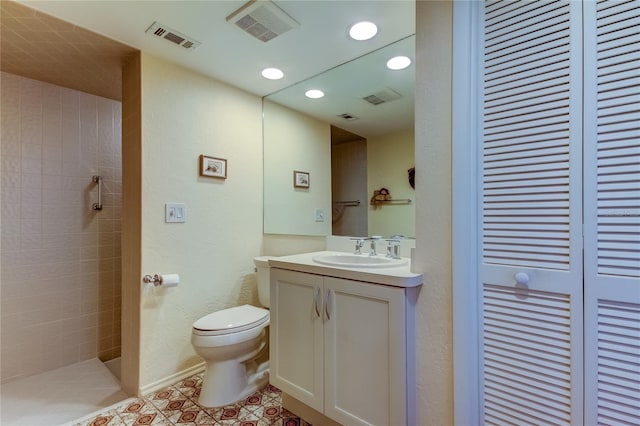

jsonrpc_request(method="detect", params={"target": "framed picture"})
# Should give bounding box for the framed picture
[199,155,227,179]
[293,170,310,188]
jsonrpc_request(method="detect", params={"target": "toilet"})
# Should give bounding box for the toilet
[191,256,272,407]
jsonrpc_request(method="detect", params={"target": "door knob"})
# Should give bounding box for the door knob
[514,272,530,285]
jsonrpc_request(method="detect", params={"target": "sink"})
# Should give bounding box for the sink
[312,253,408,268]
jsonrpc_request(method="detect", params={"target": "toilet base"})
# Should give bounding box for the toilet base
[198,359,269,408]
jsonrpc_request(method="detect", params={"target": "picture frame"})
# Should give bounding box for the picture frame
[199,155,227,179]
[293,170,310,188]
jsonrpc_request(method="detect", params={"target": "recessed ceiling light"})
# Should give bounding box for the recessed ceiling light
[261,67,284,80]
[305,89,325,99]
[349,21,378,41]
[386,56,412,70]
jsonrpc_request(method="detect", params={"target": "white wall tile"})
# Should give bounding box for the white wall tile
[22,157,42,175]
[1,155,21,173]
[21,172,41,189]
[1,202,20,220]
[1,139,20,158]
[21,187,42,204]
[0,74,122,382]
[1,173,21,189]
[20,112,42,146]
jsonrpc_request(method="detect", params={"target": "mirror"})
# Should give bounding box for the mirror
[263,35,415,238]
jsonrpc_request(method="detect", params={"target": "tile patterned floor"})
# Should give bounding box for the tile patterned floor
[73,373,311,426]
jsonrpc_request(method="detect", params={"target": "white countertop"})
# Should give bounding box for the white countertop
[268,251,423,288]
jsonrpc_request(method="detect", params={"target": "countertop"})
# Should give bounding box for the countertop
[268,251,423,288]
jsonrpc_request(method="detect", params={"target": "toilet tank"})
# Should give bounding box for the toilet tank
[253,256,272,308]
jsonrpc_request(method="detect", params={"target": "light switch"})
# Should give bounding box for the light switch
[165,203,186,223]
[315,208,325,222]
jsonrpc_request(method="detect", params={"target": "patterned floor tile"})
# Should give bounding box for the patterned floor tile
[161,398,215,425]
[75,375,311,426]
[259,384,282,402]
[172,375,203,400]
[246,404,281,425]
[241,391,267,409]
[146,387,189,411]
[76,409,126,426]
[115,400,167,425]
[205,405,261,425]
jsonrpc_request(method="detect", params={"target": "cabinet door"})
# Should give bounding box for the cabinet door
[583,1,640,423]
[479,2,584,424]
[323,277,406,426]
[270,269,324,412]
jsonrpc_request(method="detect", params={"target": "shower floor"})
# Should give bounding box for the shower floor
[0,358,129,426]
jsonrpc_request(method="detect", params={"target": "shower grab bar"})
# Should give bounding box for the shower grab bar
[92,175,103,211]
[334,200,361,206]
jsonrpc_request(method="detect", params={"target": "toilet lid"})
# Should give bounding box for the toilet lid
[193,304,269,335]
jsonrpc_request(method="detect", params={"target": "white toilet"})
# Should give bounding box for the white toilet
[191,256,272,407]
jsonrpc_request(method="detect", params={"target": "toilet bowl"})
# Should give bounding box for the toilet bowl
[191,257,272,408]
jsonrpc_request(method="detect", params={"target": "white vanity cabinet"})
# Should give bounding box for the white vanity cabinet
[269,266,419,426]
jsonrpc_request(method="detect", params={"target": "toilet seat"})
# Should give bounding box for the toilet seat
[193,305,269,336]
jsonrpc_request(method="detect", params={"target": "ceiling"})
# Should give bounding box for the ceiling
[0,0,137,100]
[3,0,415,134]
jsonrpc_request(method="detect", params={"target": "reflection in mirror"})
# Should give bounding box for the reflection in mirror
[263,35,415,238]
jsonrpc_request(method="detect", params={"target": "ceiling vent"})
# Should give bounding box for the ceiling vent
[362,88,402,106]
[226,0,299,42]
[337,113,360,122]
[145,22,201,50]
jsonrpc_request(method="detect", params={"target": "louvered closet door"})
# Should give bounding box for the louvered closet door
[583,1,640,424]
[480,1,584,425]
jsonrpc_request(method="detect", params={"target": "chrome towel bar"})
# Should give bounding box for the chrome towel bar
[334,200,361,206]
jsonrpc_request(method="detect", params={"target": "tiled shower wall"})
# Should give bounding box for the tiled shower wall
[0,72,122,382]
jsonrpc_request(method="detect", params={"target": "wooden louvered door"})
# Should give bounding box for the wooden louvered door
[480,1,584,424]
[583,1,640,424]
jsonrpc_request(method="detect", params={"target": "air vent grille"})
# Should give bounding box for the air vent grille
[145,22,201,50]
[337,113,360,121]
[362,88,402,105]
[227,0,299,42]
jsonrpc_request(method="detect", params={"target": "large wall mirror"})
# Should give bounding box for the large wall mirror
[263,35,415,238]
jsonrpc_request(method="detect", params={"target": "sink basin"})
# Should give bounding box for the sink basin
[312,253,408,268]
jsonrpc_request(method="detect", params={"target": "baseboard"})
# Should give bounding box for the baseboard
[282,393,342,426]
[140,362,206,396]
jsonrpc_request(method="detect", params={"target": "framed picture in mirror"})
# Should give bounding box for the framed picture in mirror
[293,170,310,188]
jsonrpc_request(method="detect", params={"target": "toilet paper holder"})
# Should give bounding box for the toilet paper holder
[142,274,165,286]
[142,273,180,288]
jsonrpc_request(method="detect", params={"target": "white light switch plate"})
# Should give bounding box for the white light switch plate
[314,208,325,222]
[166,203,186,223]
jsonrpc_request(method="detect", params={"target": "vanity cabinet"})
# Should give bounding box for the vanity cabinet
[270,268,417,426]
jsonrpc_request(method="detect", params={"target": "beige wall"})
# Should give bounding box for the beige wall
[414,1,454,425]
[367,128,415,238]
[137,53,265,387]
[263,100,332,236]
[0,72,122,382]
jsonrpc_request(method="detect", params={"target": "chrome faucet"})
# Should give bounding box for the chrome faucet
[351,238,365,254]
[368,236,382,256]
[386,239,401,259]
